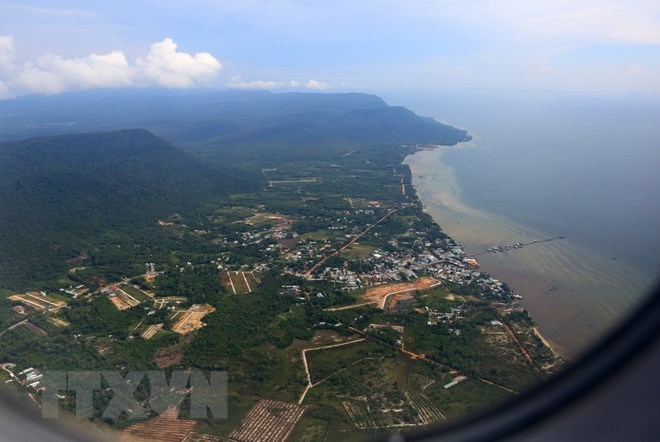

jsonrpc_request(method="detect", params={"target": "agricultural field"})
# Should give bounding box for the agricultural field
[107,288,140,311]
[220,271,259,294]
[118,283,152,302]
[141,323,164,340]
[8,292,67,312]
[121,407,197,442]
[304,351,456,435]
[305,339,383,385]
[340,373,445,430]
[268,177,318,186]
[300,229,346,242]
[228,399,305,442]
[341,243,377,260]
[243,212,290,228]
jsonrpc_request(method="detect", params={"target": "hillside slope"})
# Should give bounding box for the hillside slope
[0,129,259,289]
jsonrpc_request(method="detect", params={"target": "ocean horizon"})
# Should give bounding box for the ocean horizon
[402,92,660,359]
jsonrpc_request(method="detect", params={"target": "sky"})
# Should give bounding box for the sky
[1,0,660,100]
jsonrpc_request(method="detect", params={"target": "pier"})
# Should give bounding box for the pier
[469,236,565,257]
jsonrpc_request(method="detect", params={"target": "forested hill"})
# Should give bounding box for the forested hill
[0,90,470,163]
[0,129,260,289]
[0,91,470,289]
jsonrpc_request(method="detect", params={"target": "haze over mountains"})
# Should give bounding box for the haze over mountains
[0,89,468,150]
[0,90,469,290]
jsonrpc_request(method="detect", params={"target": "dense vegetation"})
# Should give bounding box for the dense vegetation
[0,129,260,289]
[0,91,561,440]
[0,91,468,290]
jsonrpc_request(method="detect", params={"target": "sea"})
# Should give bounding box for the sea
[401,91,660,359]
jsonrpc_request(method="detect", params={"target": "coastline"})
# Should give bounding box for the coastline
[403,146,653,360]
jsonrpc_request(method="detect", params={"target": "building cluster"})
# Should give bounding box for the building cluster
[294,225,509,299]
[18,367,43,389]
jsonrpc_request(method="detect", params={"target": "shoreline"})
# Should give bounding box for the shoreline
[533,327,561,360]
[403,145,567,360]
[403,146,652,361]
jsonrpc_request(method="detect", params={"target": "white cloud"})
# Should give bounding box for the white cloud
[0,36,222,97]
[134,38,221,88]
[305,79,329,90]
[227,75,331,91]
[0,35,15,71]
[226,75,284,90]
[14,51,132,95]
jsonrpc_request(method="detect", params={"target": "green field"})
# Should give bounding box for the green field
[341,244,377,260]
[119,284,151,302]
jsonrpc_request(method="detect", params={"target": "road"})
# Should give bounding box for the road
[0,319,29,337]
[298,338,367,404]
[304,208,397,278]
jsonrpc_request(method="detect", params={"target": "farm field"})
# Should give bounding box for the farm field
[121,407,197,442]
[8,292,66,312]
[341,243,377,260]
[118,283,152,302]
[220,271,259,294]
[107,287,141,311]
[228,399,305,442]
[141,323,164,340]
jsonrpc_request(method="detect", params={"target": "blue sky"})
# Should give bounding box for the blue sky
[1,0,659,100]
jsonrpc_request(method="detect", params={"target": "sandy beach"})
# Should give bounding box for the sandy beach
[404,147,654,360]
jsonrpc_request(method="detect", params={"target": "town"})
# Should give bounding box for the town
[0,142,563,441]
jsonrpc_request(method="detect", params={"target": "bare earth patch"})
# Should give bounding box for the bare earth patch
[154,345,185,369]
[171,304,215,335]
[363,277,439,309]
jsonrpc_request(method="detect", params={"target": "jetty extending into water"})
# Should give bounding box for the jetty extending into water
[469,236,565,257]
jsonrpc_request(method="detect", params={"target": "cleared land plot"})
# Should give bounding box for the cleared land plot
[300,229,345,241]
[404,390,446,424]
[244,213,288,227]
[108,288,141,311]
[306,340,382,385]
[121,407,197,442]
[341,243,377,259]
[9,292,66,312]
[22,321,48,337]
[363,277,439,309]
[268,178,318,186]
[48,316,70,328]
[339,369,446,429]
[342,397,379,430]
[142,323,164,340]
[154,296,187,310]
[118,283,152,302]
[220,271,258,294]
[228,399,305,442]
[213,206,255,223]
[172,304,215,335]
[369,323,405,334]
